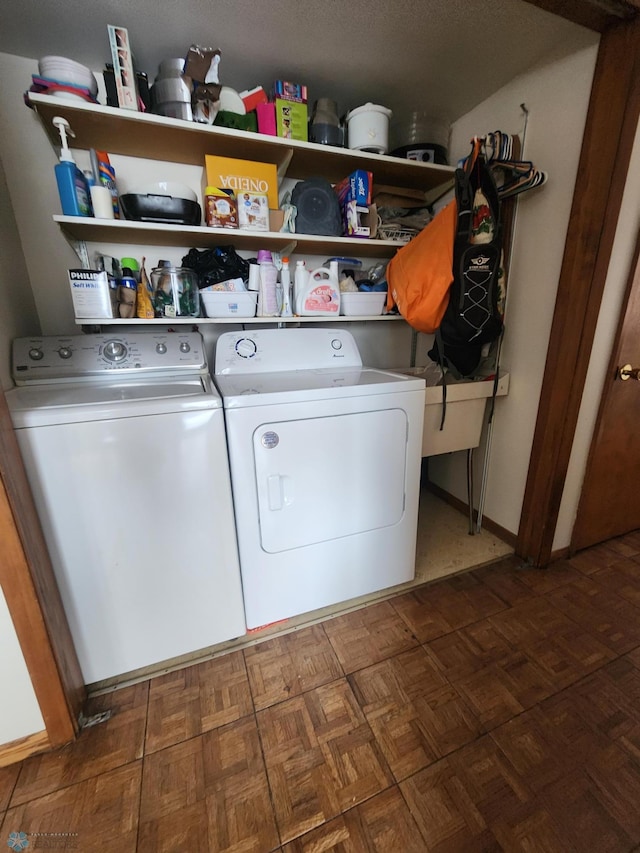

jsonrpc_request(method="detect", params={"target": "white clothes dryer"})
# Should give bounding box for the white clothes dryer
[6,332,246,684]
[214,328,426,630]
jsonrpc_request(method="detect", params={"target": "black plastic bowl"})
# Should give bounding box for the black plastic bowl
[119,193,202,225]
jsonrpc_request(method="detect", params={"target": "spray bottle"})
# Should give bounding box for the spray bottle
[52,116,92,217]
[280,257,293,317]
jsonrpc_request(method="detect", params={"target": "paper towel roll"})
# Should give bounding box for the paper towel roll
[90,185,115,219]
[248,263,260,291]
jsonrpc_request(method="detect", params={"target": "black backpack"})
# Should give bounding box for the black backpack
[429,141,504,377]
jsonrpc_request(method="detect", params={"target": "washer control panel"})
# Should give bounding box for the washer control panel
[12,332,206,384]
[214,328,362,375]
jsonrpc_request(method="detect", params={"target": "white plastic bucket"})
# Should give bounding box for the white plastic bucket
[345,103,392,154]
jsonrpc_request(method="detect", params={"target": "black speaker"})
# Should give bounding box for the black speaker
[291,177,342,236]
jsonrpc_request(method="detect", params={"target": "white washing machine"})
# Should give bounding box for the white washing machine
[214,328,426,629]
[6,332,246,684]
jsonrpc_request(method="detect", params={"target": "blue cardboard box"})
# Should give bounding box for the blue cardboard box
[335,170,373,207]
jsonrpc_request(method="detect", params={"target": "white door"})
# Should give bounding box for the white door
[253,408,408,553]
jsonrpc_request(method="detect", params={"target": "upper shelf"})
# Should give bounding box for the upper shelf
[54,215,411,258]
[28,93,455,193]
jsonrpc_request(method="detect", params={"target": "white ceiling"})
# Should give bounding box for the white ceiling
[0,0,588,125]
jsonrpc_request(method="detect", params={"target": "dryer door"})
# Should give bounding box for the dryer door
[253,408,408,553]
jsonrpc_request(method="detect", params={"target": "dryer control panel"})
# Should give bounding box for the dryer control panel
[12,332,207,383]
[215,328,363,374]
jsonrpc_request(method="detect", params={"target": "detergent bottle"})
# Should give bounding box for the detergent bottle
[298,259,340,315]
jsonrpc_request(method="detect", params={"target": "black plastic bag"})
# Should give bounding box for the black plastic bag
[181,246,250,289]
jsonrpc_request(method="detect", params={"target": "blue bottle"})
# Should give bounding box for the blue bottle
[52,116,92,217]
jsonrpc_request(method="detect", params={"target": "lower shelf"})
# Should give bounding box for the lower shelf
[76,315,405,326]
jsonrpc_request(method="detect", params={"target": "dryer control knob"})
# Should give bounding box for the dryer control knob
[179,341,191,353]
[331,339,343,350]
[58,347,72,359]
[28,348,44,361]
[235,338,257,358]
[156,343,167,355]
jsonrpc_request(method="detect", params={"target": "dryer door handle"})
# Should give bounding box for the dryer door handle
[266,474,294,510]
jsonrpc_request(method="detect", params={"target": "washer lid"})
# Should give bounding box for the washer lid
[6,375,220,427]
[214,366,425,408]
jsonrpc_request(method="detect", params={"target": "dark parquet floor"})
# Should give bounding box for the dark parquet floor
[3,532,640,851]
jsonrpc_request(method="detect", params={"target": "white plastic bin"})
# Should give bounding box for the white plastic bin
[340,292,386,316]
[201,291,257,318]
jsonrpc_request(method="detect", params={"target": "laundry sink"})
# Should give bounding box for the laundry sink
[390,363,510,456]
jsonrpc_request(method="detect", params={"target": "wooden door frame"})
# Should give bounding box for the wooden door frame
[570,228,640,550]
[517,8,640,566]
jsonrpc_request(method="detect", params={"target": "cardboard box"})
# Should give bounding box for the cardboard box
[269,208,285,231]
[107,25,138,111]
[256,102,277,136]
[275,99,308,141]
[68,269,114,319]
[343,202,378,239]
[335,170,373,206]
[237,192,270,231]
[205,154,279,209]
[204,187,238,229]
[274,81,308,103]
[239,86,268,112]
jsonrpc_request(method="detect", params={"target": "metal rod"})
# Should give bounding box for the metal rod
[410,329,418,368]
[467,447,475,534]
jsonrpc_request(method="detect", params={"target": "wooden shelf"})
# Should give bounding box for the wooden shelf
[54,216,409,258]
[29,93,454,193]
[34,93,436,330]
[76,315,405,326]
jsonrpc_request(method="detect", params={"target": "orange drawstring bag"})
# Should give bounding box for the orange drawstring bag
[385,199,457,333]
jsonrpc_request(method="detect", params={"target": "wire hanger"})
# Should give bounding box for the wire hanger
[465,131,547,200]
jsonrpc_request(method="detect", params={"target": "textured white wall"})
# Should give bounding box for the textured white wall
[0,83,45,745]
[428,33,599,538]
[0,585,44,744]
[0,151,40,389]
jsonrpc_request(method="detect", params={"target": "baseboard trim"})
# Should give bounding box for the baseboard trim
[0,730,50,767]
[425,482,518,549]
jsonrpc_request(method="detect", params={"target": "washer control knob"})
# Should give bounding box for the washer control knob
[331,339,343,350]
[103,340,127,362]
[235,338,258,358]
[156,343,167,355]
[28,348,44,361]
[58,347,72,359]
[179,341,191,353]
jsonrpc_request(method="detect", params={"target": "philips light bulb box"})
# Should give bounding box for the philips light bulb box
[68,269,114,319]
